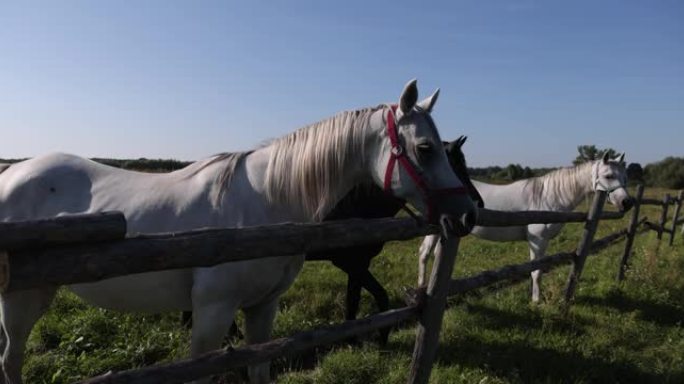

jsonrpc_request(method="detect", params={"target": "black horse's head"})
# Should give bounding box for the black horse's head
[443,136,484,208]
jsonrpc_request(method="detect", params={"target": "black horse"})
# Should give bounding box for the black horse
[182,137,483,344]
[305,136,482,342]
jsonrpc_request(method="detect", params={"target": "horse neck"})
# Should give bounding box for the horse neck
[259,107,381,221]
[533,162,593,211]
[181,152,251,207]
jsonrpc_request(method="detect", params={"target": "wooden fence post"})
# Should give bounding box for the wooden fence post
[669,191,683,246]
[617,185,644,281]
[657,194,671,240]
[408,235,460,384]
[564,191,607,303]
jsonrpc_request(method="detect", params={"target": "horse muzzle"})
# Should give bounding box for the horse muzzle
[439,207,476,238]
[620,196,634,212]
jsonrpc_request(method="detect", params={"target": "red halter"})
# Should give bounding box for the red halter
[382,105,469,222]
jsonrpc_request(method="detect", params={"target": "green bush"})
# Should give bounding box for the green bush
[644,157,684,189]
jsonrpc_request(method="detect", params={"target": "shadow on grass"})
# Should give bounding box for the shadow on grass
[433,334,682,384]
[577,291,684,327]
[462,303,587,338]
[380,302,681,383]
[221,294,683,383]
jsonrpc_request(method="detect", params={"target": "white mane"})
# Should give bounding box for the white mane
[186,152,252,206]
[524,161,593,209]
[264,106,381,220]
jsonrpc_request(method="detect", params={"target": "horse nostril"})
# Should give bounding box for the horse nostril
[438,214,455,238]
[460,209,476,233]
[622,197,634,212]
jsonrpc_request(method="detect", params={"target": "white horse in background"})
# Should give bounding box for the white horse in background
[418,152,632,302]
[0,80,477,384]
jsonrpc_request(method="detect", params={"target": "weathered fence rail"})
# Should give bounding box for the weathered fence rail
[0,208,626,293]
[637,187,684,246]
[0,188,664,384]
[565,191,607,303]
[475,208,623,226]
[448,228,627,297]
[409,235,459,384]
[0,217,439,293]
[618,185,645,281]
[640,198,668,206]
[0,212,126,251]
[80,306,418,384]
[669,191,683,245]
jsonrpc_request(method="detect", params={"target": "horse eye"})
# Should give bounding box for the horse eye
[605,175,615,180]
[417,143,432,154]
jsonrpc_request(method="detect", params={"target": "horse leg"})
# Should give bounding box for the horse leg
[181,311,241,340]
[190,300,238,384]
[338,254,391,344]
[345,272,363,322]
[243,299,278,384]
[330,258,363,322]
[324,259,364,346]
[356,270,391,345]
[359,271,389,315]
[190,280,239,384]
[180,311,192,328]
[527,228,549,303]
[1,287,56,384]
[417,235,439,286]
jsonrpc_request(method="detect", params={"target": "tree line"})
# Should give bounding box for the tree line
[1,146,682,188]
[0,157,191,173]
[469,146,683,189]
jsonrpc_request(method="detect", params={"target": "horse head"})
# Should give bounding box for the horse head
[592,152,633,212]
[368,79,477,235]
[444,136,484,208]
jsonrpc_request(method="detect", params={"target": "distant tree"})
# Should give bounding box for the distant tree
[573,145,618,165]
[0,158,26,164]
[626,163,644,183]
[91,158,190,172]
[505,164,521,180]
[468,166,504,181]
[469,165,555,183]
[644,157,684,189]
[522,166,534,179]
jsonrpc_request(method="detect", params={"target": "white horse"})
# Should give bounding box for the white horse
[0,80,477,384]
[418,153,632,302]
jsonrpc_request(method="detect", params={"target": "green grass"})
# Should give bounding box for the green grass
[24,187,684,383]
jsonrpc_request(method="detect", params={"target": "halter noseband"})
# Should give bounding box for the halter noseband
[382,105,468,222]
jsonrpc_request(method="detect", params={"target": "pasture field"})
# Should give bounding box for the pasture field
[24,187,683,383]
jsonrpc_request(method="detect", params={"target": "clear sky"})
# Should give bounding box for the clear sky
[1,0,681,167]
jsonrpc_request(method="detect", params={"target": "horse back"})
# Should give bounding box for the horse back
[323,184,403,221]
[0,153,98,220]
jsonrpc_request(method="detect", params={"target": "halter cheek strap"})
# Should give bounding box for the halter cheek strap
[591,161,625,193]
[382,105,468,221]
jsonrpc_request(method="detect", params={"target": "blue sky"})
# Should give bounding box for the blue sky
[0,0,681,167]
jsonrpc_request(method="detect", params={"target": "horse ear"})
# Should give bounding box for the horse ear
[602,151,610,164]
[616,152,625,164]
[457,135,468,148]
[399,79,419,115]
[416,88,440,113]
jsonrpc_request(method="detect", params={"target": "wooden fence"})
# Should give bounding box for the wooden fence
[1,186,677,384]
[617,187,683,281]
